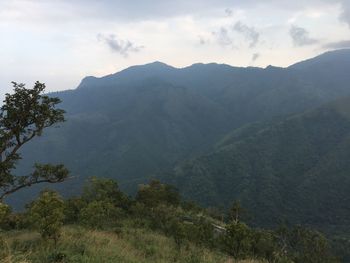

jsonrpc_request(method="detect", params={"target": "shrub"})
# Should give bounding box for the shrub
[0,203,11,228]
[221,222,253,259]
[29,190,65,244]
[64,197,86,224]
[82,177,131,210]
[79,201,122,229]
[136,180,180,207]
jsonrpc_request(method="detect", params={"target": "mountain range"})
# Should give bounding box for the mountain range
[9,49,350,232]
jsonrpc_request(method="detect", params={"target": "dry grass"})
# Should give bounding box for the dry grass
[0,226,237,263]
[1,226,266,263]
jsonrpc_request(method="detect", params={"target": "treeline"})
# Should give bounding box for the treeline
[0,178,339,262]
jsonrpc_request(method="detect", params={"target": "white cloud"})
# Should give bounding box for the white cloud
[212,27,234,47]
[233,21,260,48]
[97,34,144,57]
[252,53,260,61]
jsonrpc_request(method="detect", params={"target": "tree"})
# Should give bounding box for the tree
[79,201,122,229]
[0,82,68,201]
[63,197,86,224]
[29,190,65,244]
[273,225,338,263]
[222,222,253,259]
[229,200,245,223]
[0,203,10,227]
[81,177,130,209]
[136,180,180,207]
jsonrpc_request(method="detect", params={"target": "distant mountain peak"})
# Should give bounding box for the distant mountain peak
[147,61,172,67]
[289,48,350,70]
[77,76,99,89]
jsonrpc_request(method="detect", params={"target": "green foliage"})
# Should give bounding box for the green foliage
[229,200,245,223]
[0,202,11,226]
[63,177,132,227]
[0,212,30,231]
[29,190,65,243]
[0,176,341,262]
[136,180,180,207]
[63,197,85,224]
[276,226,338,263]
[0,81,67,201]
[82,177,130,210]
[188,218,215,247]
[251,230,276,261]
[79,201,122,229]
[221,222,253,259]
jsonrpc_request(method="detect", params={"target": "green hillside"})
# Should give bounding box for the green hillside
[169,97,350,230]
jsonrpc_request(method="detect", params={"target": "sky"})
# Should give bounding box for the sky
[0,0,350,97]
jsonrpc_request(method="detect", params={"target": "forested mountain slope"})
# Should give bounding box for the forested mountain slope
[169,96,350,229]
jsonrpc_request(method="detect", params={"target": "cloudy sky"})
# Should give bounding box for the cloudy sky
[0,0,350,96]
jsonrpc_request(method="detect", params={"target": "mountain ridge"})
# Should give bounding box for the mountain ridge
[75,49,350,92]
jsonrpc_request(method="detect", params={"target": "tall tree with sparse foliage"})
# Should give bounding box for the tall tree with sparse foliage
[0,82,68,201]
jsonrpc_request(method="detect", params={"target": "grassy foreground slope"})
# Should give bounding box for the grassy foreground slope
[1,226,255,263]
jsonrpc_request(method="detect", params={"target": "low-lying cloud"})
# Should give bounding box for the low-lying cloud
[252,53,260,62]
[212,27,233,47]
[233,21,260,48]
[97,34,143,57]
[323,40,350,49]
[289,25,318,46]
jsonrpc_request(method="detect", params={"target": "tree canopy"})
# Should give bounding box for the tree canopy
[0,82,68,200]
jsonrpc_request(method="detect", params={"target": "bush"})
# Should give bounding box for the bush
[251,230,276,261]
[79,201,122,229]
[273,225,339,263]
[29,190,65,244]
[64,197,86,224]
[82,177,131,210]
[0,203,11,229]
[136,180,180,207]
[221,222,253,259]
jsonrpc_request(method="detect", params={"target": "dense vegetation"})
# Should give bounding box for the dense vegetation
[0,178,340,262]
[170,97,350,230]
